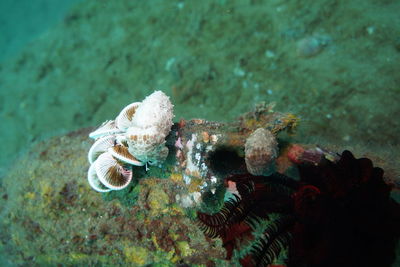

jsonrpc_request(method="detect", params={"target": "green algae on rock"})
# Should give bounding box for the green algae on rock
[0,101,299,265]
[0,128,227,266]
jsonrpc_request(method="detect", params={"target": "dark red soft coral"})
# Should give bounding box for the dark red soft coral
[297,150,390,198]
[198,150,400,267]
[290,150,400,267]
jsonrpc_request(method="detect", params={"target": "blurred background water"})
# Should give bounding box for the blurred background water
[0,0,83,177]
[0,0,399,185]
[0,0,83,62]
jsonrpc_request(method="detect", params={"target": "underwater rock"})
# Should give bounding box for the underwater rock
[0,100,398,266]
[146,182,170,217]
[0,128,227,266]
[172,103,299,207]
[244,128,278,175]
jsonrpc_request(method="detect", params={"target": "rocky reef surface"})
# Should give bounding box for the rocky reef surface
[0,128,228,266]
[0,103,399,266]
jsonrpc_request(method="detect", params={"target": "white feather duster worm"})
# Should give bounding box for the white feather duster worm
[94,152,133,190]
[87,163,112,193]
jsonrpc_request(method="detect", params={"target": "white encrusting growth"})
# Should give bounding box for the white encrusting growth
[86,91,174,192]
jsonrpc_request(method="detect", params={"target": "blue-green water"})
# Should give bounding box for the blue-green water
[0,0,399,173]
[0,0,83,62]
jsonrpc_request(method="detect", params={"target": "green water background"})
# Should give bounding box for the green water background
[0,0,399,176]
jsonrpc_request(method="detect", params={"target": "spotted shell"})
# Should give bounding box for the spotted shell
[126,126,167,163]
[245,128,278,175]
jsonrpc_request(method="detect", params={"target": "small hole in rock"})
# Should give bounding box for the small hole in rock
[207,146,246,177]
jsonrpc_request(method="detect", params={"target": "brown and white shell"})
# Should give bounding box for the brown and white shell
[89,120,124,139]
[108,144,144,166]
[87,135,116,164]
[115,102,141,131]
[244,128,278,175]
[126,126,168,164]
[87,163,112,193]
[94,152,133,190]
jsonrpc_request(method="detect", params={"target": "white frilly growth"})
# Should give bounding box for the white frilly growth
[115,102,141,131]
[87,163,112,193]
[131,90,174,137]
[87,135,116,164]
[94,152,133,190]
[86,90,175,192]
[89,120,123,139]
[126,91,174,165]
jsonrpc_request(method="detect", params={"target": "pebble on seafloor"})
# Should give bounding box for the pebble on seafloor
[296,35,330,57]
